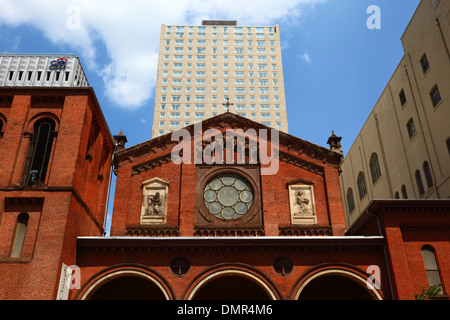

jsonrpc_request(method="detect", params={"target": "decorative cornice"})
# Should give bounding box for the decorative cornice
[279,226,333,237]
[126,226,179,237]
[279,151,325,175]
[131,152,173,176]
[77,236,385,255]
[194,227,265,237]
[346,199,450,236]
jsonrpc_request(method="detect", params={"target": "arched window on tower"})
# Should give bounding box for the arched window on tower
[369,153,382,184]
[415,170,425,196]
[357,172,367,200]
[421,246,443,294]
[401,185,408,199]
[346,188,355,213]
[423,161,433,190]
[10,213,29,258]
[446,138,450,156]
[22,118,56,186]
[0,117,4,137]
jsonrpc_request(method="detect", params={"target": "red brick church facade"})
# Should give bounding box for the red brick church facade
[1,87,449,301]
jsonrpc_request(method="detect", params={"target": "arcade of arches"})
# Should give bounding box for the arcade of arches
[81,268,381,300]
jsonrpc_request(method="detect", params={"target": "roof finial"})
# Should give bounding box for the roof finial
[222,97,234,112]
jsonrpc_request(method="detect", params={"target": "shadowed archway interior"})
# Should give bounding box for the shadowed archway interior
[88,276,167,300]
[298,274,375,300]
[192,275,272,300]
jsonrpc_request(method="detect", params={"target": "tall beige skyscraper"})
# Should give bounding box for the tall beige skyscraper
[152,20,288,138]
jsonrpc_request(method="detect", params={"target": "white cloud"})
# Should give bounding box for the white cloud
[0,0,324,110]
[300,52,311,63]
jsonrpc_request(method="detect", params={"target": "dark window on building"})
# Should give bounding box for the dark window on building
[357,172,367,200]
[395,192,400,199]
[447,138,450,156]
[170,257,191,277]
[399,89,407,106]
[420,54,430,74]
[415,170,425,196]
[421,246,443,294]
[369,153,382,184]
[22,119,56,186]
[407,118,416,139]
[430,85,441,108]
[273,257,293,277]
[10,213,29,258]
[0,118,3,137]
[401,185,408,199]
[423,161,433,189]
[347,188,355,213]
[402,185,408,199]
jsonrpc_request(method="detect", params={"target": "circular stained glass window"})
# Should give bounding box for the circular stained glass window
[203,174,254,220]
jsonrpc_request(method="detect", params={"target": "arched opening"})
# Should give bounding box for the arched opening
[84,272,169,300]
[22,118,56,186]
[297,271,381,300]
[192,274,273,300]
[10,213,29,257]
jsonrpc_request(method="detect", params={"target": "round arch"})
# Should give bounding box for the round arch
[186,267,280,300]
[293,268,383,300]
[25,112,60,133]
[79,268,172,300]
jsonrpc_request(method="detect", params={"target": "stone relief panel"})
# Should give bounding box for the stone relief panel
[140,178,170,225]
[289,185,317,225]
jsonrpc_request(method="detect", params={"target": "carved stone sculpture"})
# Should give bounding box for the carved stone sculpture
[295,190,312,216]
[146,192,163,215]
[289,184,317,225]
[140,178,170,225]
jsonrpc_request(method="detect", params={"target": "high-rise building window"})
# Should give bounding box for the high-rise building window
[415,170,425,196]
[401,185,408,199]
[420,54,430,74]
[407,118,416,139]
[369,153,382,184]
[22,119,56,186]
[430,85,441,108]
[446,138,450,156]
[399,89,407,106]
[347,189,355,213]
[423,161,433,189]
[357,172,367,200]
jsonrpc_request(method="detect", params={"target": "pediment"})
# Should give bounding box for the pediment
[114,113,342,176]
[141,177,170,188]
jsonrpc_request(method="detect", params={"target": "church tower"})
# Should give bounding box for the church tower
[0,54,113,299]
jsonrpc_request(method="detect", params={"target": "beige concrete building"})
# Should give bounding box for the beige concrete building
[151,20,288,138]
[340,0,450,227]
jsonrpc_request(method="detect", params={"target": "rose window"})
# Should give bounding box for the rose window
[203,174,254,220]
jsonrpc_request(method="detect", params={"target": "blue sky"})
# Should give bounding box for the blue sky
[0,0,421,233]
